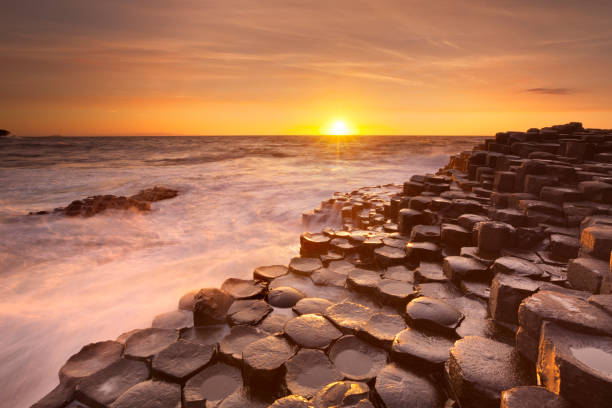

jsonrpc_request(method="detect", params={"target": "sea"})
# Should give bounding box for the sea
[0,135,482,407]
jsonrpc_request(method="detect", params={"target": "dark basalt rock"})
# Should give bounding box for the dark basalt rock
[382,265,415,282]
[242,336,296,395]
[415,282,463,299]
[442,256,489,283]
[320,251,344,266]
[289,257,323,275]
[267,286,306,308]
[361,312,406,349]
[457,214,489,230]
[549,234,580,261]
[270,395,313,408]
[59,341,123,384]
[329,335,387,381]
[460,280,490,300]
[312,381,370,408]
[31,383,75,408]
[327,259,355,275]
[75,359,149,408]
[129,186,178,202]
[391,327,454,368]
[405,241,442,263]
[415,262,446,283]
[441,223,472,248]
[537,322,612,408]
[567,256,610,294]
[374,363,444,408]
[214,387,268,408]
[221,278,266,300]
[226,299,272,326]
[109,380,180,408]
[285,349,343,397]
[405,296,464,334]
[152,339,214,383]
[58,195,151,217]
[374,245,407,267]
[446,296,497,339]
[330,238,358,254]
[588,293,612,315]
[253,265,288,281]
[218,325,267,363]
[376,279,414,306]
[475,221,516,253]
[410,224,441,243]
[580,225,612,261]
[124,328,178,360]
[489,274,540,325]
[180,324,230,346]
[300,232,331,255]
[500,386,571,408]
[518,290,612,339]
[347,268,381,293]
[151,309,193,330]
[193,288,235,326]
[183,363,242,407]
[398,208,429,235]
[310,268,346,287]
[284,314,342,349]
[292,297,334,315]
[258,309,293,333]
[447,336,534,408]
[491,256,545,279]
[324,301,375,333]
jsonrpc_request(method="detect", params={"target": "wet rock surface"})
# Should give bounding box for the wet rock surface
[284,314,342,349]
[448,336,534,408]
[152,339,214,383]
[285,349,343,397]
[36,122,612,408]
[328,335,387,381]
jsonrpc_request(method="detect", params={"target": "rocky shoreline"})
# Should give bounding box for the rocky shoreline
[33,122,612,408]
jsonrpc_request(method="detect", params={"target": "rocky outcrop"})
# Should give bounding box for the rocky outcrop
[30,186,179,217]
[34,122,612,408]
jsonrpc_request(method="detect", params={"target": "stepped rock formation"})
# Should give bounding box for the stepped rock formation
[35,122,612,408]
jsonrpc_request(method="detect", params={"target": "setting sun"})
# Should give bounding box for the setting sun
[321,119,357,136]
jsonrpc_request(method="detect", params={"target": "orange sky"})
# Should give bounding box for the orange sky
[1,0,612,136]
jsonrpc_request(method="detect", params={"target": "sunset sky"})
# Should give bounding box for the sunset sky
[1,0,612,136]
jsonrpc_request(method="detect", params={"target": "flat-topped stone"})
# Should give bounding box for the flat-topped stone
[448,336,534,408]
[59,341,123,384]
[226,299,272,326]
[442,256,489,283]
[329,335,387,381]
[292,297,333,315]
[285,349,342,397]
[180,324,230,346]
[489,273,541,325]
[382,265,415,282]
[242,335,296,394]
[374,363,444,408]
[310,268,347,287]
[537,323,612,408]
[124,328,178,360]
[347,268,381,293]
[218,325,267,363]
[267,286,306,308]
[300,232,331,255]
[377,279,414,305]
[500,386,571,408]
[374,245,407,267]
[289,257,323,275]
[391,327,454,368]
[109,380,180,408]
[270,395,313,408]
[415,262,446,282]
[518,290,612,339]
[284,314,342,349]
[405,296,464,334]
[491,256,545,279]
[475,221,516,253]
[441,223,472,248]
[151,309,193,330]
[221,278,266,300]
[361,312,406,349]
[75,359,149,408]
[567,256,610,294]
[324,301,375,333]
[152,339,215,383]
[183,362,242,407]
[253,265,288,281]
[580,225,612,260]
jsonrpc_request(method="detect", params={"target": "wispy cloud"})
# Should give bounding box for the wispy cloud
[525,87,573,95]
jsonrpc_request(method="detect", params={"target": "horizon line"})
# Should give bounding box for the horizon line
[12,133,489,138]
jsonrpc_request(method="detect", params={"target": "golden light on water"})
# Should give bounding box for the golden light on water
[320,119,357,136]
